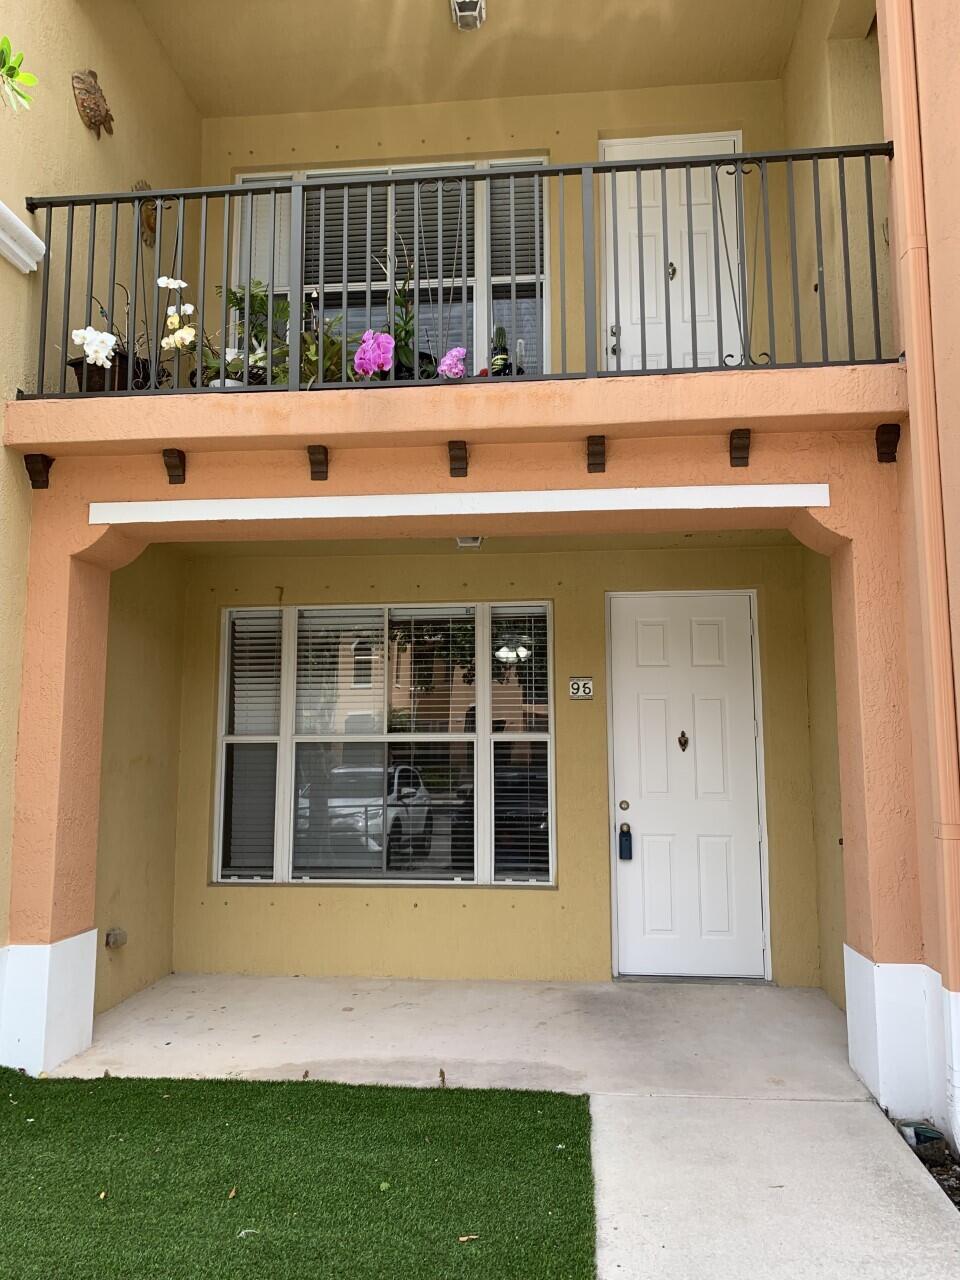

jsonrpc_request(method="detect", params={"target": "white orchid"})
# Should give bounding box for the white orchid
[181,302,195,315]
[166,313,181,331]
[71,325,118,368]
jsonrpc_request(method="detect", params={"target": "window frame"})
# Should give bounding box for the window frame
[234,156,552,376]
[212,600,555,888]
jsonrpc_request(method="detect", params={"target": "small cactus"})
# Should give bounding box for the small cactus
[492,324,508,353]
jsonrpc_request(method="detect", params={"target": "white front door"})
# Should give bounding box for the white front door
[601,133,743,372]
[610,592,766,977]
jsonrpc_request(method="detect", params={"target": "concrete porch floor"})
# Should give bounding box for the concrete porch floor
[55,975,960,1277]
[57,973,861,1095]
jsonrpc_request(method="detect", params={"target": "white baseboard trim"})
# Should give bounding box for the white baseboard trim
[844,943,960,1146]
[0,929,98,1074]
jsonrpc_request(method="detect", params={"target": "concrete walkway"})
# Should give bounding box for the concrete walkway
[57,974,960,1277]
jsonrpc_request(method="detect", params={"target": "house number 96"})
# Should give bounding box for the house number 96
[569,677,594,700]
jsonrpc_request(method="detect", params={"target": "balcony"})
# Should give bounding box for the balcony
[22,143,895,404]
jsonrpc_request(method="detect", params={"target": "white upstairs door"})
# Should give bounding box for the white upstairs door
[610,592,766,977]
[601,133,743,373]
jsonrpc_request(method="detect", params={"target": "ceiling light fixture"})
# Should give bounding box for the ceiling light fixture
[456,535,484,550]
[450,0,486,31]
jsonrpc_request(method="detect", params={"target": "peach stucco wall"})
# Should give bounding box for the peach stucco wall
[0,1,200,949]
[874,0,960,994]
[3,407,923,992]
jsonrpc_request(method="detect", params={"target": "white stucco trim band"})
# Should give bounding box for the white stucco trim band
[844,943,960,1148]
[89,483,831,527]
[0,929,98,1074]
[0,199,46,274]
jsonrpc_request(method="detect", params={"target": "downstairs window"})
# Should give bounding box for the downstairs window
[217,603,553,885]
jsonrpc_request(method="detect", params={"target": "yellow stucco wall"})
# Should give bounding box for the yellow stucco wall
[781,1,890,362]
[201,80,785,186]
[94,547,186,1014]
[112,536,839,996]
[0,2,200,946]
[803,548,846,1007]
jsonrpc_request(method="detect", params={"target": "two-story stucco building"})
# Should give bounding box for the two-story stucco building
[1,0,959,1150]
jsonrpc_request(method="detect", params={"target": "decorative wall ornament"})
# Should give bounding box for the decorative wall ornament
[72,69,113,139]
[133,180,157,247]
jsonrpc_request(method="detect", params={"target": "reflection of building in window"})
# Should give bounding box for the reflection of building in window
[351,638,374,688]
[388,617,475,733]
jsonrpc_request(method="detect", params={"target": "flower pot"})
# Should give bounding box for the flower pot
[68,352,153,392]
[208,377,244,388]
[490,348,512,377]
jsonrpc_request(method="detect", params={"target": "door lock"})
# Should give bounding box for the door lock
[667,261,677,281]
[618,823,633,861]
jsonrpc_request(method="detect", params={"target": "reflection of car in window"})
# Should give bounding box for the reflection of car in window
[451,767,549,877]
[296,765,433,871]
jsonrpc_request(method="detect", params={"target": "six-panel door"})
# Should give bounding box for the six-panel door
[610,593,766,977]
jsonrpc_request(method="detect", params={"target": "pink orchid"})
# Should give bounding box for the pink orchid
[353,329,395,377]
[438,346,467,379]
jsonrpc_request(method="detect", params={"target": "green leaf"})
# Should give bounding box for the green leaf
[15,71,37,87]
[0,36,11,68]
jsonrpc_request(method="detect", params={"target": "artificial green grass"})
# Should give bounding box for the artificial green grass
[0,1067,596,1279]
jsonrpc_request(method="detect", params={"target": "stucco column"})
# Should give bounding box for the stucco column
[874,0,960,1146]
[0,518,143,1073]
[794,480,930,1119]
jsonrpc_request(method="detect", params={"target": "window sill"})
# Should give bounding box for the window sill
[212,877,556,890]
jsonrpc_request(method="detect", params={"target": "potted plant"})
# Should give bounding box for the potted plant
[490,324,510,377]
[68,280,191,392]
[68,286,154,392]
[390,263,438,381]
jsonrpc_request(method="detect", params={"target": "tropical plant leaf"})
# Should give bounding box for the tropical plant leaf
[15,71,37,87]
[0,36,11,67]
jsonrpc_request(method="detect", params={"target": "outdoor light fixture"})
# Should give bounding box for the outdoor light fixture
[495,635,532,665]
[450,0,486,30]
[456,536,484,549]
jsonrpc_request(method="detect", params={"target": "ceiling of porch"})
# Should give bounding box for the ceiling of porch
[133,0,805,119]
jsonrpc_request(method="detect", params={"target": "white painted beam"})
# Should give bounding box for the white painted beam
[90,483,831,527]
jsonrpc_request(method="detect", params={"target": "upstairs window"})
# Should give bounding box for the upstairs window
[236,158,548,377]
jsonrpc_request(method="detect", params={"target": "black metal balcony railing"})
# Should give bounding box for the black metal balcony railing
[22,143,895,399]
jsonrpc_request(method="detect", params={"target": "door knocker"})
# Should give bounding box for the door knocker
[678,729,689,752]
